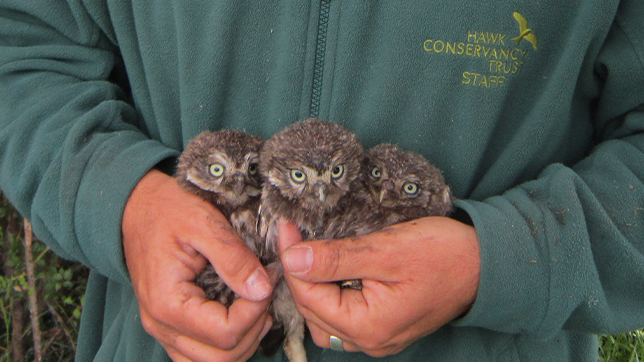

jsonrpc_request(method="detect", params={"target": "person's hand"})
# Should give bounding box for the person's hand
[123,169,274,362]
[277,216,480,357]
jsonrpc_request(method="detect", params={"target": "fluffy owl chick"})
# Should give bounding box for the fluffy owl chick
[364,143,453,221]
[327,143,453,290]
[259,118,365,246]
[259,118,364,362]
[175,129,264,306]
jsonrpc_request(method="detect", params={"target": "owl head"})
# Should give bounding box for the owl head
[364,143,453,217]
[176,130,263,208]
[259,118,364,211]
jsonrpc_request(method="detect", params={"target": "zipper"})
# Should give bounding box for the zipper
[309,0,331,118]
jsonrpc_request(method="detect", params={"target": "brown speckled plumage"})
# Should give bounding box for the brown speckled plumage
[258,118,364,362]
[364,143,453,219]
[326,143,454,289]
[175,129,264,306]
[175,125,453,361]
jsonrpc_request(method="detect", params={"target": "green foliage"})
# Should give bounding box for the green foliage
[0,195,88,362]
[599,331,644,362]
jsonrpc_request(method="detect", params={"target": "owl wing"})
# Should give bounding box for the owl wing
[257,204,281,265]
[229,199,266,259]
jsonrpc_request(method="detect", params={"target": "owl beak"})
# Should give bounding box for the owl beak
[379,181,395,204]
[232,174,245,196]
[313,183,328,203]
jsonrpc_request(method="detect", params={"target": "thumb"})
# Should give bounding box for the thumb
[277,221,316,276]
[191,209,273,302]
[279,229,387,284]
[277,220,303,254]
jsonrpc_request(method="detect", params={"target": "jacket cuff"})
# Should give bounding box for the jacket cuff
[451,198,551,335]
[73,134,179,283]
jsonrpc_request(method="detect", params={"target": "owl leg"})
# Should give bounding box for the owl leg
[272,278,307,362]
[283,312,307,362]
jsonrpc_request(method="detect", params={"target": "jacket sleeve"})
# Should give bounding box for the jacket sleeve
[454,1,644,337]
[0,0,179,283]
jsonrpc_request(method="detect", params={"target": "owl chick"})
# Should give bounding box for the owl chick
[324,143,454,289]
[175,129,264,306]
[321,143,452,239]
[259,118,365,362]
[364,143,453,221]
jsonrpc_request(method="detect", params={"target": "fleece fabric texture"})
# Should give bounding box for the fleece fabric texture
[1,1,643,361]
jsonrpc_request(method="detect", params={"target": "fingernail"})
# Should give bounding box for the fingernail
[245,268,272,301]
[285,246,313,274]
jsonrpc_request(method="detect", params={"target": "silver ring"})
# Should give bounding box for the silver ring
[329,335,344,352]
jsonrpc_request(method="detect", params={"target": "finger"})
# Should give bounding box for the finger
[306,322,359,352]
[283,272,380,339]
[307,321,409,358]
[146,280,271,349]
[183,205,272,302]
[164,345,192,362]
[277,220,303,254]
[154,310,271,362]
[280,230,400,283]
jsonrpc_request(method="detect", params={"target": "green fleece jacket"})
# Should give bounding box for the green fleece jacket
[1,0,643,361]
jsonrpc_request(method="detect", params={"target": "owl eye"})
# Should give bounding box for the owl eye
[403,183,419,195]
[209,163,225,177]
[248,163,258,176]
[331,165,344,179]
[370,166,381,179]
[290,169,306,183]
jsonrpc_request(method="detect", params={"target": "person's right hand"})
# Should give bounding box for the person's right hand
[122,169,274,362]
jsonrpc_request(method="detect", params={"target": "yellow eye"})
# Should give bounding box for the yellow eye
[290,169,306,183]
[209,163,225,177]
[331,165,344,179]
[248,163,258,176]
[370,166,381,178]
[403,183,419,195]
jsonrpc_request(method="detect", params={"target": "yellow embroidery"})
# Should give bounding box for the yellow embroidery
[423,39,528,61]
[423,11,538,90]
[511,12,538,50]
[462,72,506,88]
[467,31,507,46]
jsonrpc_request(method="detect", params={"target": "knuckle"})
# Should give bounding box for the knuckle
[217,331,242,351]
[218,244,255,278]
[146,295,185,329]
[146,299,167,322]
[355,329,390,351]
[188,206,217,227]
[140,313,157,335]
[189,205,230,235]
[318,241,343,280]
[307,328,328,348]
[358,338,382,351]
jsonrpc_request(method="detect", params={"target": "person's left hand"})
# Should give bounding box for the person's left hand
[277,216,481,357]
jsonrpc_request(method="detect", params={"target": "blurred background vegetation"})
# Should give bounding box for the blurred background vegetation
[0,195,87,362]
[0,192,642,362]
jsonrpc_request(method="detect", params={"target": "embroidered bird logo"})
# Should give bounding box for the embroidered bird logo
[512,12,538,50]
